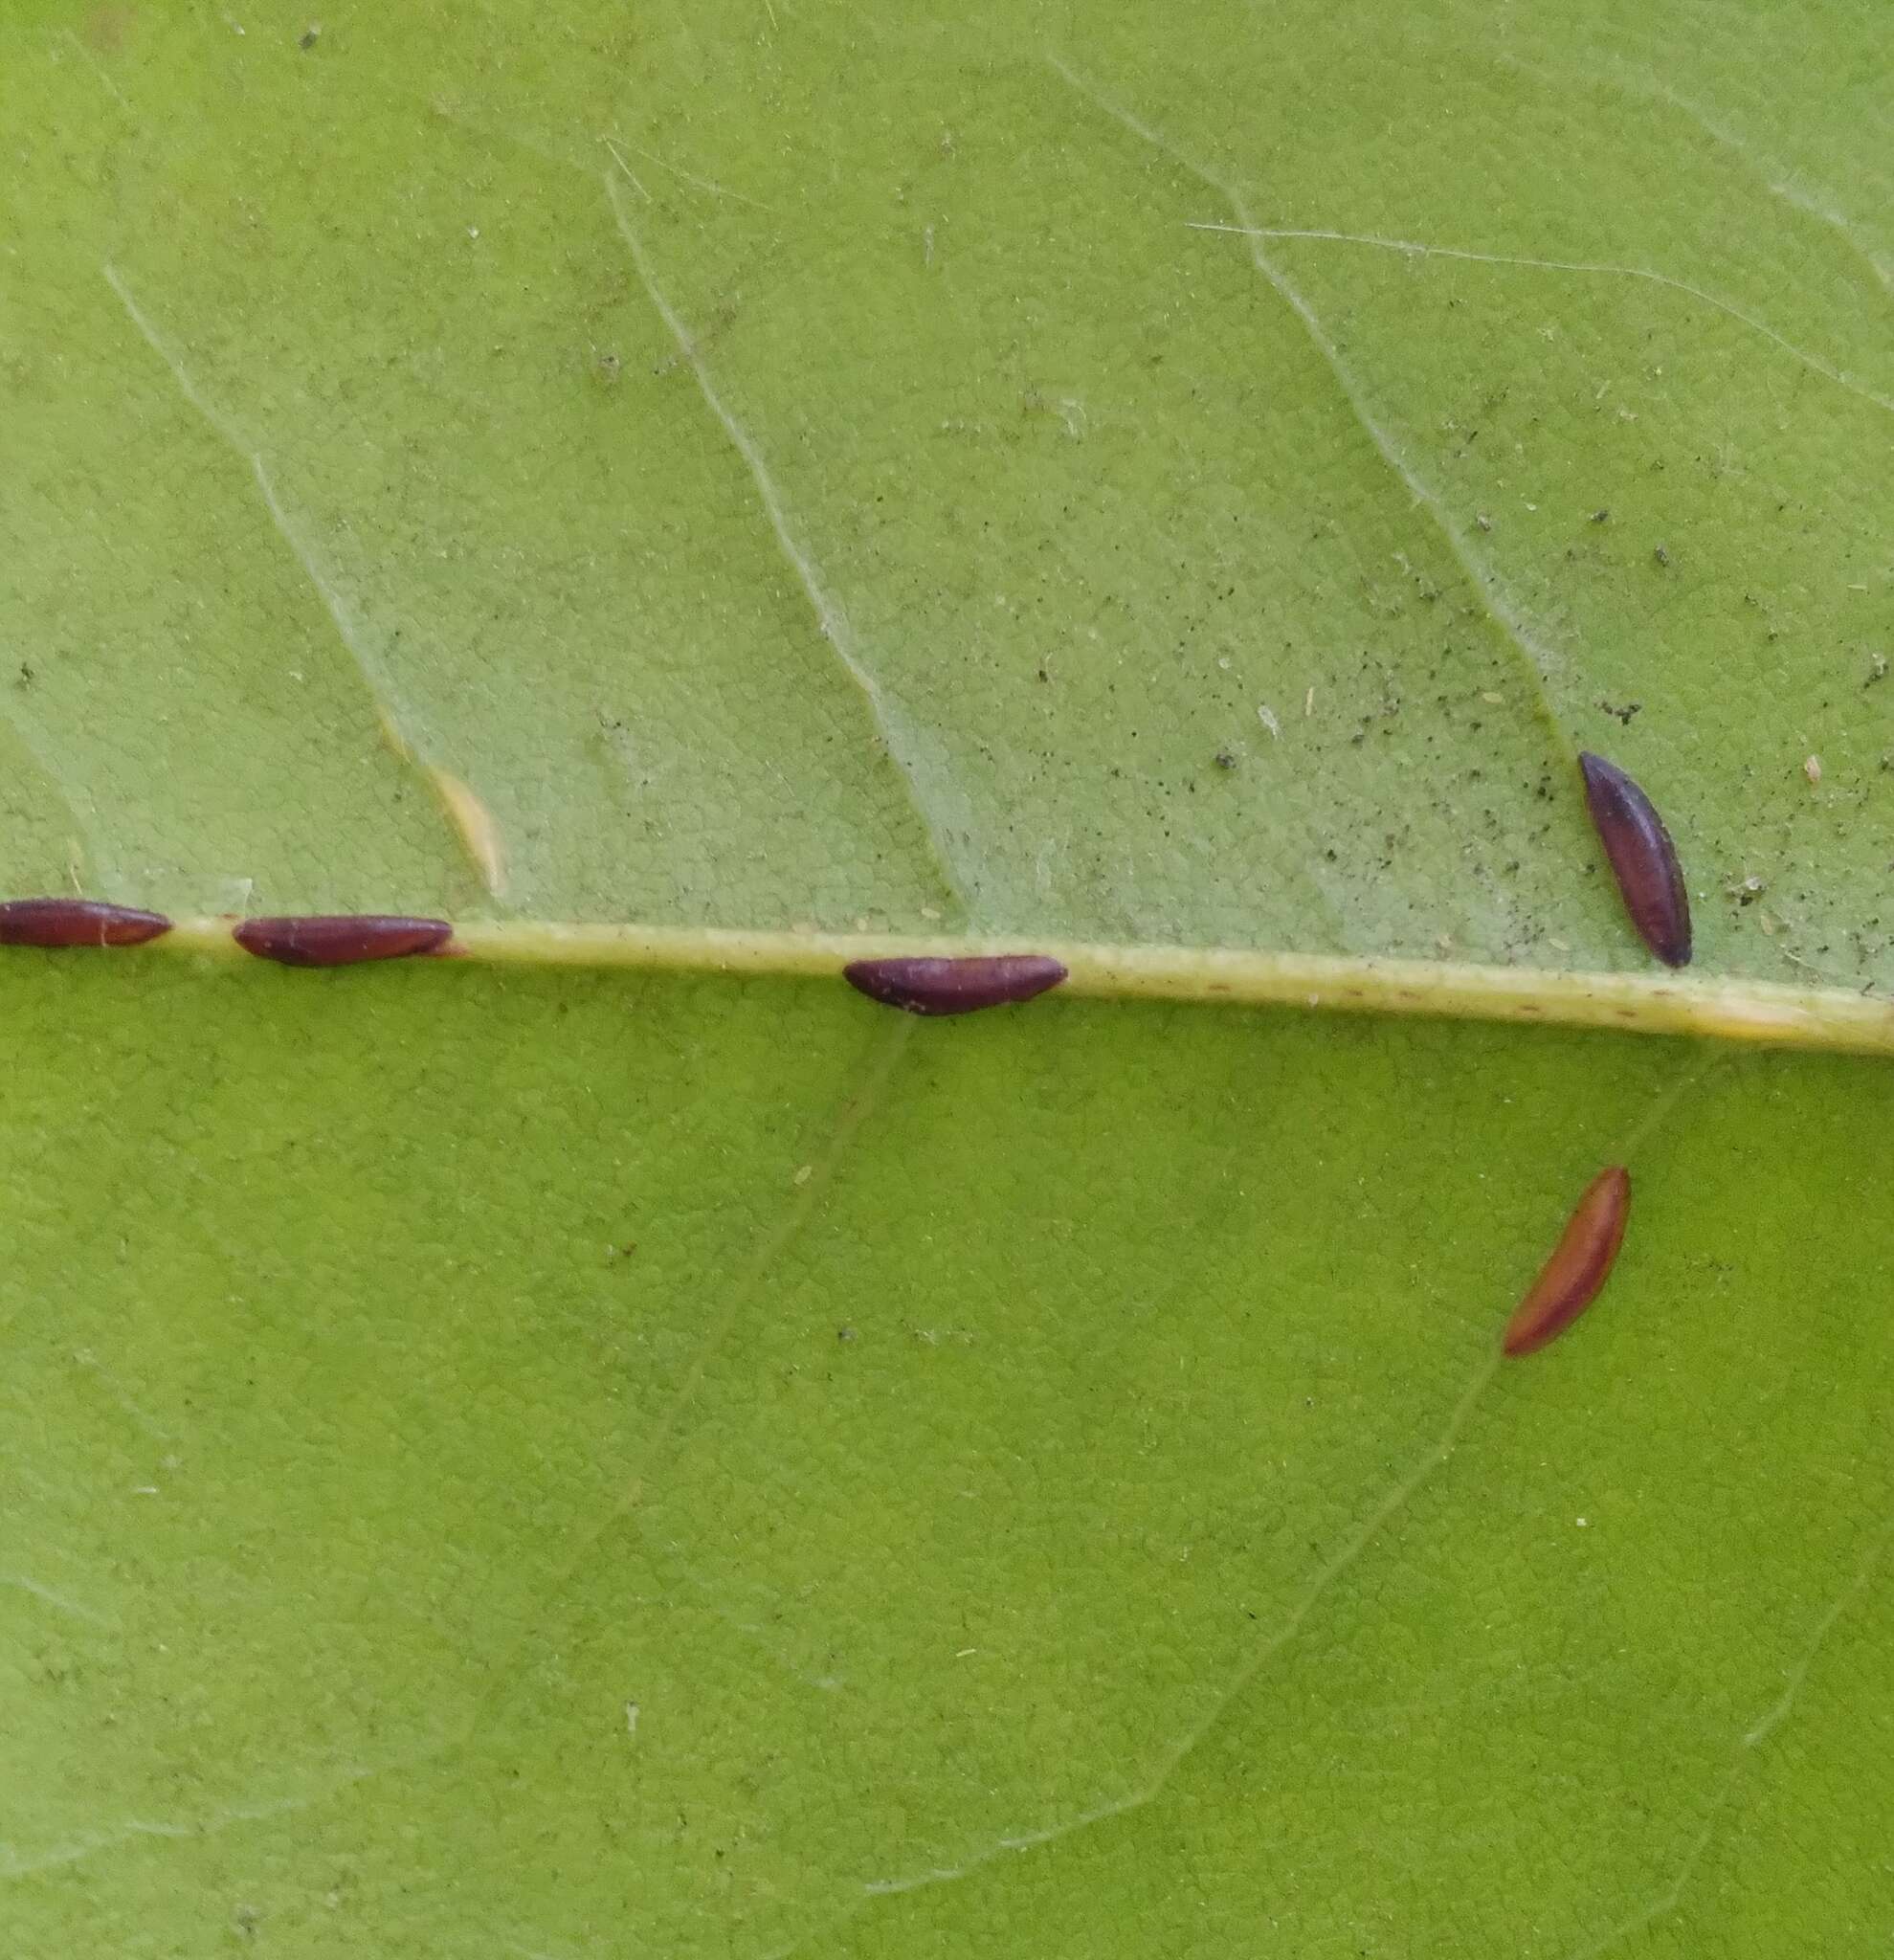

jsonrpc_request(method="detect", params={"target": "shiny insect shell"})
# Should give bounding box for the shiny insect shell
[233,915,454,968]
[842,954,1068,1016]
[0,898,171,947]
[1577,752,1691,967]
[1502,1166,1631,1358]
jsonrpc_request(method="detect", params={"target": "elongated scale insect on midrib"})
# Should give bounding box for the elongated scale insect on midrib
[0,898,172,947]
[1503,1166,1632,1357]
[233,915,454,968]
[842,954,1068,1016]
[1578,752,1691,968]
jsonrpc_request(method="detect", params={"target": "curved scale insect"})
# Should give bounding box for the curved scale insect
[842,954,1068,1016]
[1578,752,1691,967]
[1503,1166,1631,1358]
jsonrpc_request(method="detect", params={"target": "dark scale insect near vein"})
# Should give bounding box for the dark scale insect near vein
[0,898,172,947]
[233,915,454,968]
[1503,1166,1631,1358]
[1578,752,1692,967]
[842,954,1068,1016]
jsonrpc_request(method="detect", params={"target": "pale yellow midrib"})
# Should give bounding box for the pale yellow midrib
[138,917,1894,1058]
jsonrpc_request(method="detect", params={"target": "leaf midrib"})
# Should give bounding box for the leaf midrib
[91,916,1894,1058]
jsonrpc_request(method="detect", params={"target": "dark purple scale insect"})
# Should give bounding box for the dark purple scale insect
[1578,751,1691,968]
[234,915,453,968]
[842,954,1068,1016]
[1503,1166,1631,1358]
[0,898,172,947]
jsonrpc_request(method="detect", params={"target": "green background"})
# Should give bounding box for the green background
[3,2,1890,1953]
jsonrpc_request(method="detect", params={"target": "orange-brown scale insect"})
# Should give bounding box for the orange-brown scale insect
[234,915,453,968]
[0,898,171,947]
[1578,751,1691,967]
[842,954,1067,1016]
[1503,1166,1631,1358]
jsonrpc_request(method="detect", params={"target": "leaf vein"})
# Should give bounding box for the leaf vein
[601,167,970,920]
[850,1350,1498,1906]
[1186,223,1894,412]
[1564,1510,1894,1960]
[1045,56,1579,774]
[98,263,478,881]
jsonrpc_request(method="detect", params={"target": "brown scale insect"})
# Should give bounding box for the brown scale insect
[842,954,1068,1016]
[234,915,453,968]
[1503,1166,1631,1358]
[1578,751,1691,967]
[0,898,171,947]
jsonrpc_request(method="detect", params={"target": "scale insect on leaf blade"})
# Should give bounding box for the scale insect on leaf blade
[1503,1166,1632,1358]
[1578,752,1691,967]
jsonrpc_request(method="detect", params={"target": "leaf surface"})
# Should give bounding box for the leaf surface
[3,3,1890,1954]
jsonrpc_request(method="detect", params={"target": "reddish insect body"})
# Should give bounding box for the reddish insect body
[0,898,171,947]
[234,915,453,968]
[1503,1166,1632,1358]
[1578,752,1691,967]
[842,954,1068,1016]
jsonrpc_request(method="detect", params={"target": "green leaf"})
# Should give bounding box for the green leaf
[4,4,1889,1956]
